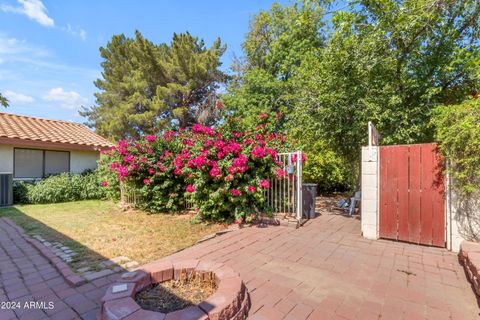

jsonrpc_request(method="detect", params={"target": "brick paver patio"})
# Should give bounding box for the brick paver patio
[1,209,479,319]
[166,212,479,319]
[0,218,119,320]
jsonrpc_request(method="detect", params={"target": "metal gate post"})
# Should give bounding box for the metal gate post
[296,151,303,220]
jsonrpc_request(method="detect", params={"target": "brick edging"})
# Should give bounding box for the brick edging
[101,259,250,320]
[2,217,86,287]
[459,240,480,296]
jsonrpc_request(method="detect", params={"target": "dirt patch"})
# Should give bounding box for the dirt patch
[135,271,217,313]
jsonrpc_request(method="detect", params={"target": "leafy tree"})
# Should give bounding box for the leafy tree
[81,31,226,140]
[0,93,8,107]
[433,98,480,195]
[292,0,480,163]
[224,0,326,125]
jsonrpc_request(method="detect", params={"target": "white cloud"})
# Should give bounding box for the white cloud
[62,24,87,41]
[1,0,54,27]
[4,90,35,103]
[43,87,88,108]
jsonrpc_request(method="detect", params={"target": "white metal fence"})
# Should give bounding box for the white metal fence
[266,151,303,220]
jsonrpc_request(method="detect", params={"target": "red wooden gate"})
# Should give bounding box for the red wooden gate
[379,143,445,247]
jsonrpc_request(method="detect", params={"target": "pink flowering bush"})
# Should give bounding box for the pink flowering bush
[99,114,295,221]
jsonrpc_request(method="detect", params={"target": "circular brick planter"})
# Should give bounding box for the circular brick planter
[101,259,250,320]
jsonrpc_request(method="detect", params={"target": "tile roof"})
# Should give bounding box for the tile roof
[0,112,114,150]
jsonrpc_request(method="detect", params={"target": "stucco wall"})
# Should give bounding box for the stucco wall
[70,150,100,174]
[446,175,480,252]
[0,144,14,173]
[361,146,379,240]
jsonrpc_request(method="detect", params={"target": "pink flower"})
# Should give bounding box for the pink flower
[182,139,194,146]
[265,147,277,159]
[259,179,270,189]
[123,155,134,163]
[243,139,253,145]
[139,157,147,163]
[148,167,155,175]
[259,113,268,118]
[232,154,248,167]
[204,139,214,147]
[192,123,205,134]
[145,135,156,142]
[223,141,241,154]
[291,153,307,163]
[252,146,266,158]
[117,165,129,179]
[156,161,166,172]
[188,155,207,169]
[247,185,257,193]
[209,166,222,178]
[214,140,225,149]
[163,131,176,141]
[143,178,151,185]
[275,168,286,178]
[226,175,233,182]
[101,181,108,187]
[230,188,241,196]
[186,184,196,193]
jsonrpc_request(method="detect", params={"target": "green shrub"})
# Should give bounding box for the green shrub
[99,116,295,221]
[13,181,29,204]
[303,141,352,192]
[433,99,480,194]
[13,171,106,204]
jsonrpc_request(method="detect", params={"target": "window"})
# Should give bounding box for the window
[14,149,43,178]
[14,148,70,179]
[45,151,70,175]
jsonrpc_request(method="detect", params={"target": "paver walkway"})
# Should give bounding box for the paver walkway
[167,213,480,319]
[0,218,119,320]
[1,209,479,319]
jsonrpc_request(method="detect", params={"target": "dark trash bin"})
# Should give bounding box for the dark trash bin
[302,183,317,219]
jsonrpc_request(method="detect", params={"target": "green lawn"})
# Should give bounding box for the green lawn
[0,200,225,269]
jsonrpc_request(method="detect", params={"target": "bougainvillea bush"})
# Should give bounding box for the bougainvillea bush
[99,114,296,222]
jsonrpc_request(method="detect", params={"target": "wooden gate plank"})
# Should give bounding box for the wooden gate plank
[379,147,389,239]
[397,146,409,242]
[431,145,446,247]
[420,144,434,246]
[408,145,421,244]
[380,147,396,239]
[379,147,386,239]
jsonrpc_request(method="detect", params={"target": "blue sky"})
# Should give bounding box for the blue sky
[0,0,289,123]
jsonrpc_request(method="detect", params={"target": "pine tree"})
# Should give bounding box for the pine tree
[81,31,226,140]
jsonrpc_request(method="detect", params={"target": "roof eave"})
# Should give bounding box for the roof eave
[0,137,113,152]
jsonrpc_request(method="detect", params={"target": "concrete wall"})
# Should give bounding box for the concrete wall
[0,144,14,173]
[0,144,99,176]
[446,174,480,252]
[361,146,379,240]
[69,150,100,174]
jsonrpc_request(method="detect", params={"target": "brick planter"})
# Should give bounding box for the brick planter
[459,240,480,296]
[101,259,250,320]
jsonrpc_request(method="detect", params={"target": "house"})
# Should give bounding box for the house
[0,112,113,180]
